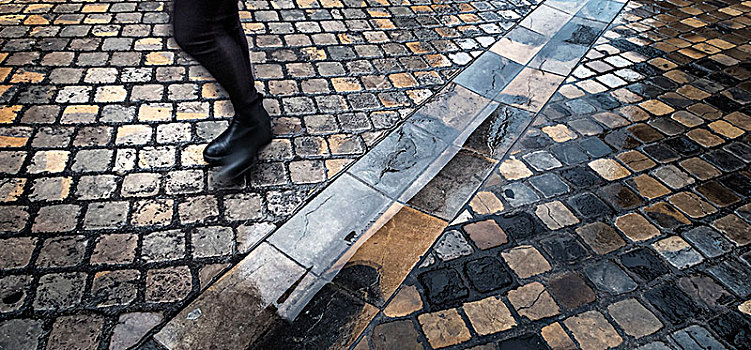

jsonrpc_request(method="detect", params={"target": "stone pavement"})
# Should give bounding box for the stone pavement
[2,0,751,349]
[0,0,540,349]
[318,0,751,349]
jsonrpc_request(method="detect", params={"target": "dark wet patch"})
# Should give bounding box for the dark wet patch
[619,248,669,282]
[418,267,469,307]
[464,256,513,293]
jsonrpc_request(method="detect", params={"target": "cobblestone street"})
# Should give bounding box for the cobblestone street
[1,0,751,349]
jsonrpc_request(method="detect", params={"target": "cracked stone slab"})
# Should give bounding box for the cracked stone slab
[347,122,451,201]
[268,173,393,276]
[454,51,524,99]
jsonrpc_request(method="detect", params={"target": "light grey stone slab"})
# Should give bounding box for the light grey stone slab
[576,0,625,22]
[268,173,394,275]
[404,83,492,146]
[348,122,450,200]
[545,0,590,14]
[519,4,574,38]
[490,26,549,65]
[454,51,524,99]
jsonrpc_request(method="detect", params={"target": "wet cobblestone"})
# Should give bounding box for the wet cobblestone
[0,0,538,347]
[332,0,751,348]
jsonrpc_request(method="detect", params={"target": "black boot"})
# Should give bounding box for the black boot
[203,119,243,164]
[203,95,272,164]
[217,103,273,179]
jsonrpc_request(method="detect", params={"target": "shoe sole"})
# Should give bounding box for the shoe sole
[203,152,224,164]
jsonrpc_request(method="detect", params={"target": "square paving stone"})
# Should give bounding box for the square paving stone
[90,234,138,265]
[84,202,129,230]
[663,136,701,156]
[417,308,471,348]
[584,260,637,295]
[548,272,595,310]
[535,201,579,230]
[502,245,551,279]
[498,158,534,181]
[643,143,680,163]
[719,172,751,197]
[192,226,234,258]
[567,192,612,218]
[32,204,80,233]
[541,322,577,350]
[724,142,751,162]
[642,202,691,230]
[0,319,43,349]
[141,230,185,263]
[598,183,644,211]
[464,257,513,293]
[736,203,751,223]
[652,236,704,269]
[614,212,660,242]
[696,181,741,207]
[463,220,507,250]
[644,284,705,326]
[462,296,517,335]
[668,192,718,219]
[369,320,423,350]
[679,157,721,180]
[706,259,751,298]
[434,230,473,261]
[508,282,560,321]
[575,222,626,255]
[627,174,671,200]
[560,167,602,189]
[522,150,562,171]
[588,158,631,181]
[563,311,623,350]
[607,298,663,338]
[90,270,140,307]
[617,150,656,172]
[501,182,540,207]
[677,274,733,312]
[703,149,745,172]
[551,142,589,165]
[33,272,86,310]
[0,275,31,313]
[145,266,193,303]
[496,212,545,240]
[670,325,728,350]
[712,214,751,246]
[682,226,734,258]
[47,315,104,350]
[419,268,469,307]
[579,137,613,158]
[36,236,88,268]
[619,248,669,282]
[540,233,589,266]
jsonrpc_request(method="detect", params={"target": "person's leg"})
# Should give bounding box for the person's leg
[173,0,272,177]
[172,0,261,123]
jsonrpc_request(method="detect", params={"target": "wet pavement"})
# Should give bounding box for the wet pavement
[2,0,751,349]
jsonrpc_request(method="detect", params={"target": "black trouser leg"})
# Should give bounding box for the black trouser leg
[172,0,262,124]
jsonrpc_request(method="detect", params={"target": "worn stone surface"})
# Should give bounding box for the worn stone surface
[418,308,472,348]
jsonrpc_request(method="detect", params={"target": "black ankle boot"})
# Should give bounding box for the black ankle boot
[217,103,273,179]
[203,95,271,164]
[203,119,243,164]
